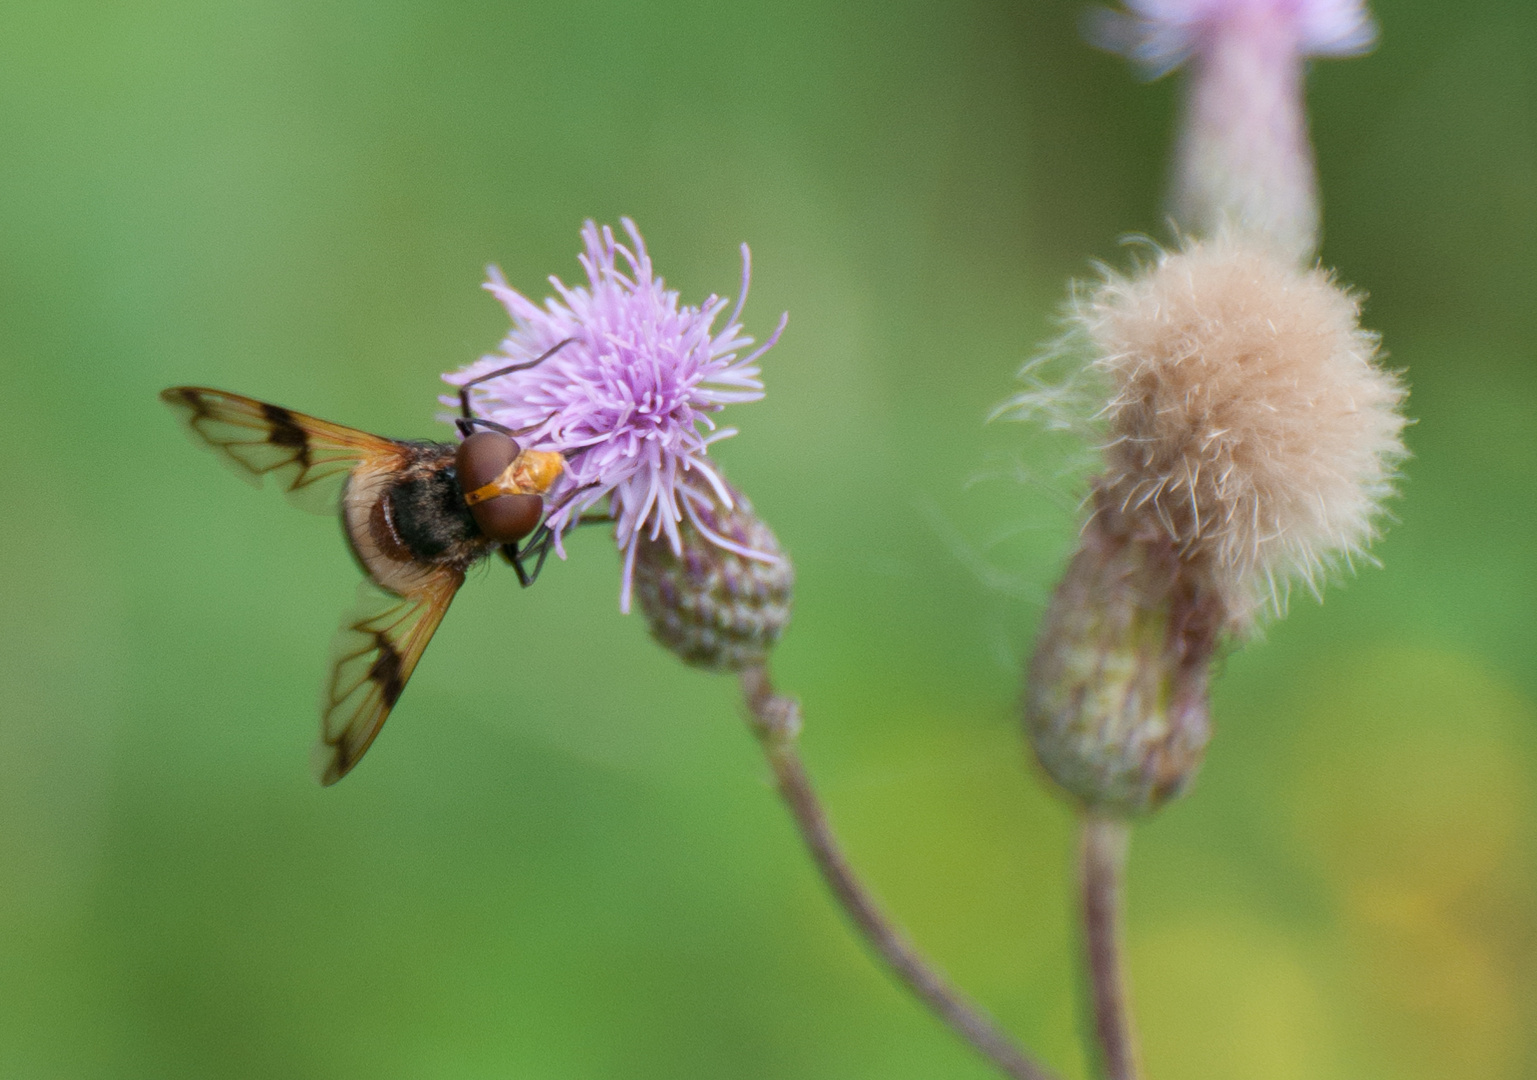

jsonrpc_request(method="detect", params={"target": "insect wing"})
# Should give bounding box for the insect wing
[161,386,407,514]
[316,572,463,785]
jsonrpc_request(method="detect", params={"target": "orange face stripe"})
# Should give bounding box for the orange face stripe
[462,450,565,505]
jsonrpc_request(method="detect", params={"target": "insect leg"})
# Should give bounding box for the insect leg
[455,415,515,439]
[458,338,576,422]
[455,412,562,443]
[500,510,609,587]
[505,527,556,588]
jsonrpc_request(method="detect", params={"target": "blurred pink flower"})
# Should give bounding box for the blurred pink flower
[1093,0,1376,259]
[1098,0,1375,76]
[444,219,786,611]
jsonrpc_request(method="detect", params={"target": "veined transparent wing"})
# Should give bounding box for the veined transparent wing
[160,386,408,514]
[315,572,464,785]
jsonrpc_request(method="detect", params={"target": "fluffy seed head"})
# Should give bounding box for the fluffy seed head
[443,219,786,610]
[1006,238,1408,627]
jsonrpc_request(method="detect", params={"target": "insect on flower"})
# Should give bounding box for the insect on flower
[445,219,787,612]
[161,341,601,784]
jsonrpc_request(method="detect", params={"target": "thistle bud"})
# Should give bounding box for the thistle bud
[1025,490,1223,816]
[633,488,793,671]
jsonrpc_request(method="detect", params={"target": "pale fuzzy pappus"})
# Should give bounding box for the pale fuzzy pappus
[1008,238,1408,626]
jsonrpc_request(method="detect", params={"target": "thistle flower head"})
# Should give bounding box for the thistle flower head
[1012,238,1406,814]
[1006,237,1408,629]
[444,219,787,610]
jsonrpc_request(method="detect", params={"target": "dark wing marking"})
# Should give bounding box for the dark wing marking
[315,571,463,785]
[160,386,407,514]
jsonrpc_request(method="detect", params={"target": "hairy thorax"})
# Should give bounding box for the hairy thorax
[343,443,493,595]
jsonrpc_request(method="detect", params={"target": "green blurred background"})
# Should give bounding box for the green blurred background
[1,0,1532,1077]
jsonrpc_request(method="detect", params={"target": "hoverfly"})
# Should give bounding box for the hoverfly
[162,341,592,784]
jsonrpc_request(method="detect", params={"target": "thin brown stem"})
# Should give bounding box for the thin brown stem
[1079,815,1139,1080]
[739,665,1061,1080]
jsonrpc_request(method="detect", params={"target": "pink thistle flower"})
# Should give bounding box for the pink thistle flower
[1093,0,1377,260]
[443,219,787,612]
[1099,0,1375,76]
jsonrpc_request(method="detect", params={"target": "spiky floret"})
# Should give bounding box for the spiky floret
[1005,238,1408,627]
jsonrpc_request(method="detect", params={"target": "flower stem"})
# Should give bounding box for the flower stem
[1079,815,1139,1080]
[739,665,1060,1080]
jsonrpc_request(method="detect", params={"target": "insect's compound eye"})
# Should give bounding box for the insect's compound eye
[456,432,543,543]
[469,492,543,544]
[455,431,519,495]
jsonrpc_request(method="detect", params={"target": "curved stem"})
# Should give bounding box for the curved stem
[1079,815,1139,1080]
[739,666,1061,1080]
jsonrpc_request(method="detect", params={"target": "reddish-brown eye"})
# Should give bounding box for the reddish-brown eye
[455,431,518,494]
[470,492,543,543]
[455,431,543,543]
